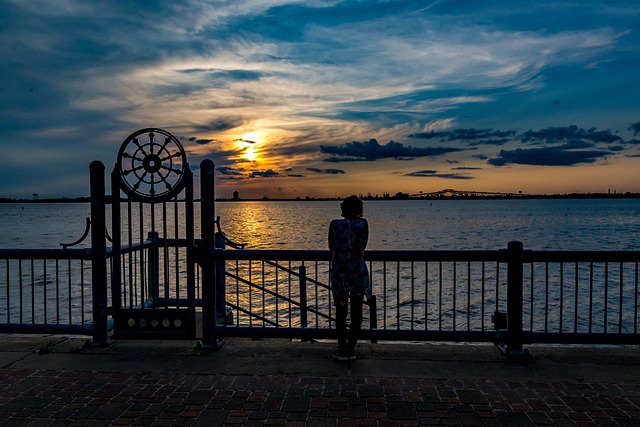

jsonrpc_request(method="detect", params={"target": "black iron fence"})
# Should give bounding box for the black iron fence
[2,236,640,350]
[199,242,640,352]
[0,248,94,335]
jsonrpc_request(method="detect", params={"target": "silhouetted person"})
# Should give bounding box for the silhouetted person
[329,195,370,361]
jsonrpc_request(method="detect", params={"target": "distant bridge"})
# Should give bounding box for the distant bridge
[410,188,523,198]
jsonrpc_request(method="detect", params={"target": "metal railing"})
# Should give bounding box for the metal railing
[0,248,94,335]
[204,242,640,351]
[206,247,509,345]
[2,234,640,351]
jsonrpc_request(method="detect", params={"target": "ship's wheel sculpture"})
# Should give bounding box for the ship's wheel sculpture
[116,128,188,202]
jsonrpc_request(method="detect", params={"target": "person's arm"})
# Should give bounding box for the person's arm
[362,219,369,249]
[328,220,334,251]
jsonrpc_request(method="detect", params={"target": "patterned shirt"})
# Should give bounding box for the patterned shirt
[328,218,370,302]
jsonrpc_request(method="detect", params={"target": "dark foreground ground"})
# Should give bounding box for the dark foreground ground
[1,335,639,426]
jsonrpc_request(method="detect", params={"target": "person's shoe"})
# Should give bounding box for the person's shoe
[332,349,349,361]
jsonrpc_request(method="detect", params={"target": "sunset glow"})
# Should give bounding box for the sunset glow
[1,1,640,199]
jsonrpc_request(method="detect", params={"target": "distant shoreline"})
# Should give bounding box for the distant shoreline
[2,192,640,203]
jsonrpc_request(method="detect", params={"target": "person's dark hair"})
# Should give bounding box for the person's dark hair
[340,195,363,219]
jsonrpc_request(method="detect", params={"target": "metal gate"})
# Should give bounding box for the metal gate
[109,128,197,339]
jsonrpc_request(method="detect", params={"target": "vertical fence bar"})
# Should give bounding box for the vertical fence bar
[589,262,594,333]
[299,265,307,329]
[438,261,443,331]
[425,261,429,331]
[90,160,108,345]
[506,241,524,354]
[635,262,639,334]
[619,262,624,333]
[396,262,400,330]
[481,261,485,330]
[369,294,377,343]
[605,262,609,333]
[574,262,579,333]
[214,232,227,324]
[410,261,415,330]
[147,231,159,306]
[560,262,564,333]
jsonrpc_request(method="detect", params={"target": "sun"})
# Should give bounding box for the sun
[235,131,266,162]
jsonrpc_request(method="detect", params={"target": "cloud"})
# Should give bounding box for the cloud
[306,167,346,174]
[217,166,245,176]
[404,170,474,179]
[629,122,640,137]
[249,169,279,178]
[234,138,257,144]
[193,138,215,145]
[520,125,622,144]
[325,169,346,174]
[409,128,516,142]
[320,139,461,162]
[488,144,613,166]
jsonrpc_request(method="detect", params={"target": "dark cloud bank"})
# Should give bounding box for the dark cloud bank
[319,124,639,167]
[320,139,461,162]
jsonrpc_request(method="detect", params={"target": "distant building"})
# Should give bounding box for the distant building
[232,191,240,200]
[32,193,38,200]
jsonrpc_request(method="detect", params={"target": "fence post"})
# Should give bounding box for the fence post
[147,231,160,306]
[110,169,121,312]
[90,161,108,346]
[199,159,222,349]
[299,265,308,330]
[506,240,529,356]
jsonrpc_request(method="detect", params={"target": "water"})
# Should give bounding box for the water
[1,198,640,250]
[2,198,640,334]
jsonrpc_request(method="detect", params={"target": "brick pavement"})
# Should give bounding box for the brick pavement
[1,337,640,426]
[1,367,640,426]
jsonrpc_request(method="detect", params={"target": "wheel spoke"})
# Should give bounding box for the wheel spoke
[122,164,146,176]
[131,138,148,156]
[132,171,148,190]
[121,152,145,162]
[148,131,155,155]
[159,151,182,162]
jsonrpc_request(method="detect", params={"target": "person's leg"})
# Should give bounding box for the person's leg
[346,295,364,354]
[335,298,348,350]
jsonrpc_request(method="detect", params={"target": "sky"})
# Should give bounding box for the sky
[1,0,640,200]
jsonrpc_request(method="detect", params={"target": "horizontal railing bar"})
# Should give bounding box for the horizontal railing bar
[0,248,93,260]
[523,332,640,345]
[524,251,640,263]
[0,241,153,260]
[210,249,508,262]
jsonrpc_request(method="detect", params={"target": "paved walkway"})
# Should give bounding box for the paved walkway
[1,336,640,426]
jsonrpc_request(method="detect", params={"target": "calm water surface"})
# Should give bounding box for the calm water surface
[1,198,640,251]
